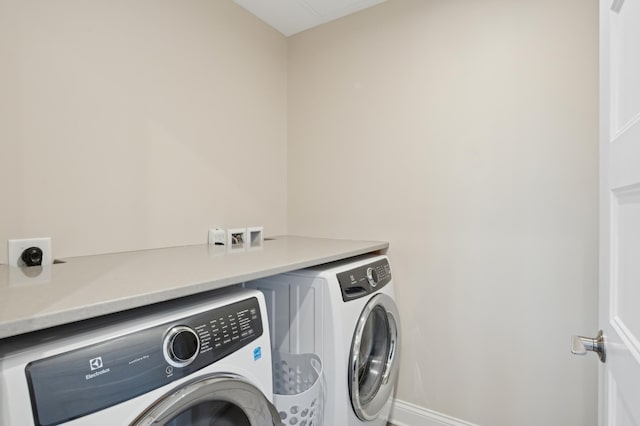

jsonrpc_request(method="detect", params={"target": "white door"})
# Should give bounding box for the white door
[599,0,640,424]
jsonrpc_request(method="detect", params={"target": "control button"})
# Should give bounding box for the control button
[366,267,379,287]
[163,326,200,368]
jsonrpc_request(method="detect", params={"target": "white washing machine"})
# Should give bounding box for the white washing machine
[246,254,401,426]
[0,287,282,426]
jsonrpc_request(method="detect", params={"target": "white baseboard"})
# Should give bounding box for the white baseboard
[388,399,480,426]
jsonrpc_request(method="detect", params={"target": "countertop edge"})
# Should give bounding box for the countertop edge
[0,237,388,339]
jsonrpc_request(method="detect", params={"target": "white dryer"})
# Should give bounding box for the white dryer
[0,287,282,426]
[246,254,401,426]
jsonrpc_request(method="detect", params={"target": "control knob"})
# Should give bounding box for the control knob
[366,267,379,287]
[163,326,200,368]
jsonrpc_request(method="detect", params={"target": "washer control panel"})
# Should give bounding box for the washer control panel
[336,258,392,302]
[25,297,263,426]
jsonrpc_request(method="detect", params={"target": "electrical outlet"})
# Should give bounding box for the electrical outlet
[7,238,52,267]
[208,228,226,246]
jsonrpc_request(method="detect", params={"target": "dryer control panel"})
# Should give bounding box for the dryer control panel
[25,296,263,426]
[336,258,392,302]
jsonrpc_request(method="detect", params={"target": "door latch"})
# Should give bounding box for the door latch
[571,330,606,363]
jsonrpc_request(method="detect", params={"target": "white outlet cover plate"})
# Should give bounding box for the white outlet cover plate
[208,228,227,245]
[7,238,52,267]
[227,228,247,252]
[247,226,264,249]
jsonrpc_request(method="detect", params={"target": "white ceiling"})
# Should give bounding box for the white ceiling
[233,0,387,37]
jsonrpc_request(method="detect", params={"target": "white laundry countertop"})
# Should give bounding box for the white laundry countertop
[0,236,388,339]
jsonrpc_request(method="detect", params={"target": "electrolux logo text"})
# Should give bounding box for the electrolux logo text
[86,356,110,380]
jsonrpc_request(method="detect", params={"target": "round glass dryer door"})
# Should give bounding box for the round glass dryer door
[349,293,401,422]
[131,374,282,426]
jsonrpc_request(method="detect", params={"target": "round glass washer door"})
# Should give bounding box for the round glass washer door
[349,293,401,422]
[130,373,282,426]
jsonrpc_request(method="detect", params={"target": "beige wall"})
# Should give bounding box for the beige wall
[1,0,599,424]
[0,0,287,261]
[287,1,599,425]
